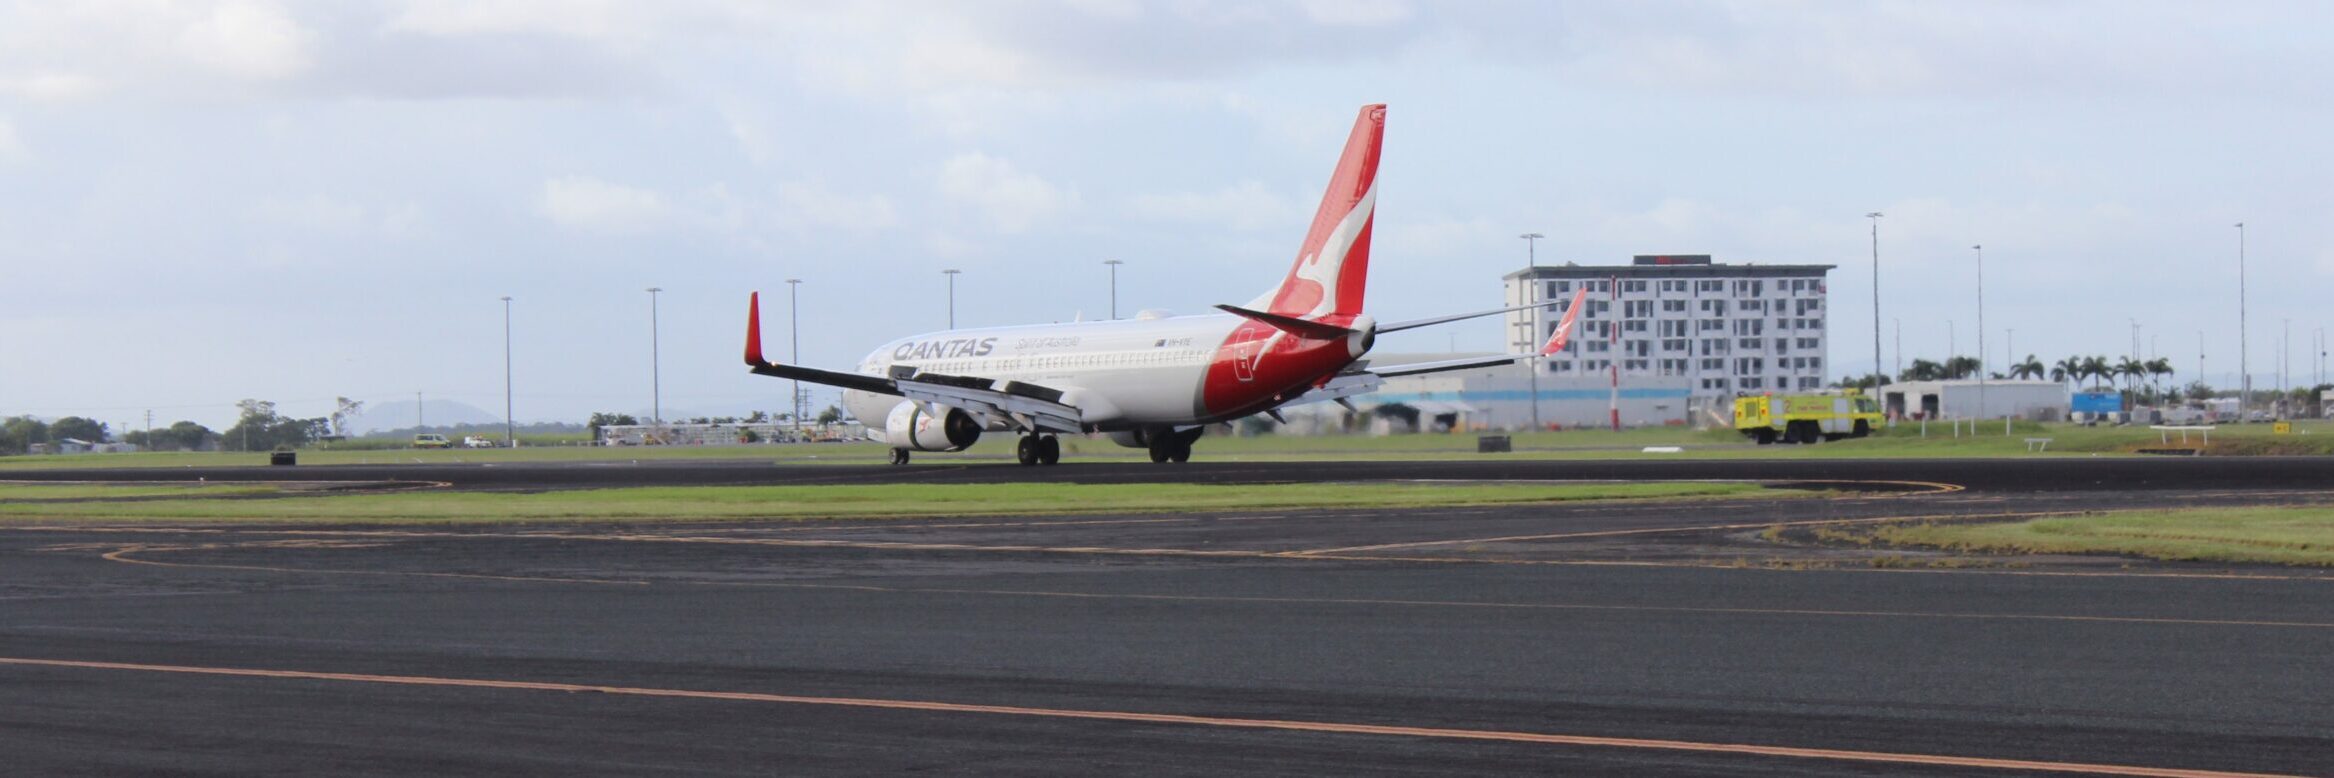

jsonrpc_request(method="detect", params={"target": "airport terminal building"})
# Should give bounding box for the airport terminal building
[1345,255,1834,431]
[1500,255,1835,424]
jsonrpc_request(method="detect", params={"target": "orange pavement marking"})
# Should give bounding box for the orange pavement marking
[1294,509,2090,555]
[0,656,2295,778]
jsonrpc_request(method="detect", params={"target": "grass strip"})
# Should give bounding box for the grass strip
[1870,507,2334,567]
[0,483,281,501]
[0,481,1772,525]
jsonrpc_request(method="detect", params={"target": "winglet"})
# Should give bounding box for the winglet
[1539,287,1591,356]
[745,292,767,366]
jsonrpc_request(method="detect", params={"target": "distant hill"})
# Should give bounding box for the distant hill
[351,399,501,434]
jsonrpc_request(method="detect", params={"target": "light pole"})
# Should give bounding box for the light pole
[787,278,803,434]
[1866,212,1883,385]
[1947,319,1955,365]
[646,286,662,426]
[501,296,514,448]
[942,269,961,328]
[1520,233,1545,432]
[2282,318,2291,412]
[1893,318,1902,380]
[2006,328,2015,374]
[1973,244,1987,423]
[2236,222,2249,415]
[1103,259,1124,320]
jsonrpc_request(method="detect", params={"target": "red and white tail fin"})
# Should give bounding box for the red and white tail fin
[1539,287,1591,356]
[1251,103,1384,321]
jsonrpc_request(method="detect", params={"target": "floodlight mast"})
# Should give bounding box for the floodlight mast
[1520,233,1545,432]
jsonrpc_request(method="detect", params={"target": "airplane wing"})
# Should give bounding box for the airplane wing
[744,293,1084,434]
[1375,298,1569,334]
[887,366,1086,434]
[1372,354,1535,378]
[1275,286,1592,408]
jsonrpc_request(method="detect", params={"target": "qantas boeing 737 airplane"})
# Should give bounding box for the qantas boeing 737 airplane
[743,104,1588,465]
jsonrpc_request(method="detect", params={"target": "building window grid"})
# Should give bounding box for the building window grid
[1508,270,1830,393]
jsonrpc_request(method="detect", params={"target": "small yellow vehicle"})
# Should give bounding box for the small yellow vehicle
[411,433,454,449]
[1733,390,1883,445]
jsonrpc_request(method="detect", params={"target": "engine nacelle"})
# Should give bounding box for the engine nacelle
[881,401,981,452]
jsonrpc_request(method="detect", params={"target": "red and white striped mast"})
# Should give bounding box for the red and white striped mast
[1609,274,1621,431]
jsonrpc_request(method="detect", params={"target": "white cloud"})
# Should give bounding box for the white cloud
[776,181,898,232]
[0,71,104,100]
[937,152,1077,234]
[1295,0,1410,26]
[1130,181,1296,232]
[537,175,671,233]
[0,118,24,163]
[249,194,367,231]
[382,0,657,42]
[177,0,316,80]
[245,195,430,237]
[1381,215,1498,258]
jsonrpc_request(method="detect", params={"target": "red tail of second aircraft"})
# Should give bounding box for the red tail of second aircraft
[1256,103,1383,322]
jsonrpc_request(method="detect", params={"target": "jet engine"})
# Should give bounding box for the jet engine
[880,401,982,452]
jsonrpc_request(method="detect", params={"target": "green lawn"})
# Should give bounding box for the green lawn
[2,419,2326,469]
[0,481,1776,525]
[1871,507,2334,567]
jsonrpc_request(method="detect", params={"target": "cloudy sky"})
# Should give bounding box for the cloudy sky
[3,0,2329,430]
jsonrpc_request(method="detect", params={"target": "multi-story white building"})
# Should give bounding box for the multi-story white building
[1503,255,1834,418]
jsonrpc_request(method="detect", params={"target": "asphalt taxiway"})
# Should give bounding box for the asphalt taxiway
[2,458,2330,775]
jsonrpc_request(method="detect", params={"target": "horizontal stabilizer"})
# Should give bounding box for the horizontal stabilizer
[1213,304,1356,339]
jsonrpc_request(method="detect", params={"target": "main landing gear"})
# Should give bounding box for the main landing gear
[887,447,911,465]
[1146,433,1192,464]
[1015,434,1061,466]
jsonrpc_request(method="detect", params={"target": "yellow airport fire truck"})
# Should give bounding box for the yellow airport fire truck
[1732,390,1883,445]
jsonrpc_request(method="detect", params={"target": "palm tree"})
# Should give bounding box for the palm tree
[1901,359,1945,382]
[2051,356,2082,386]
[2079,355,2112,390]
[2010,355,2046,380]
[2145,357,2175,392]
[1943,355,1981,380]
[2115,356,2146,396]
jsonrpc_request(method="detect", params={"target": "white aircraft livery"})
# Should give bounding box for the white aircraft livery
[745,104,1568,465]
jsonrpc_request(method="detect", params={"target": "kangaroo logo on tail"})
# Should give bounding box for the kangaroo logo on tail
[1255,104,1384,321]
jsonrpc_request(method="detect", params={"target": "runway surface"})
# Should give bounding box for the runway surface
[11,453,2334,492]
[4,458,2332,775]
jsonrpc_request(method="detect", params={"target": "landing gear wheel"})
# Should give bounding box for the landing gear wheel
[1147,434,1172,463]
[1038,435,1061,465]
[1169,438,1192,463]
[1015,436,1039,466]
[887,447,910,465]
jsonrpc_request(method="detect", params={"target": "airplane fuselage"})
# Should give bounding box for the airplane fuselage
[842,312,1372,433]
